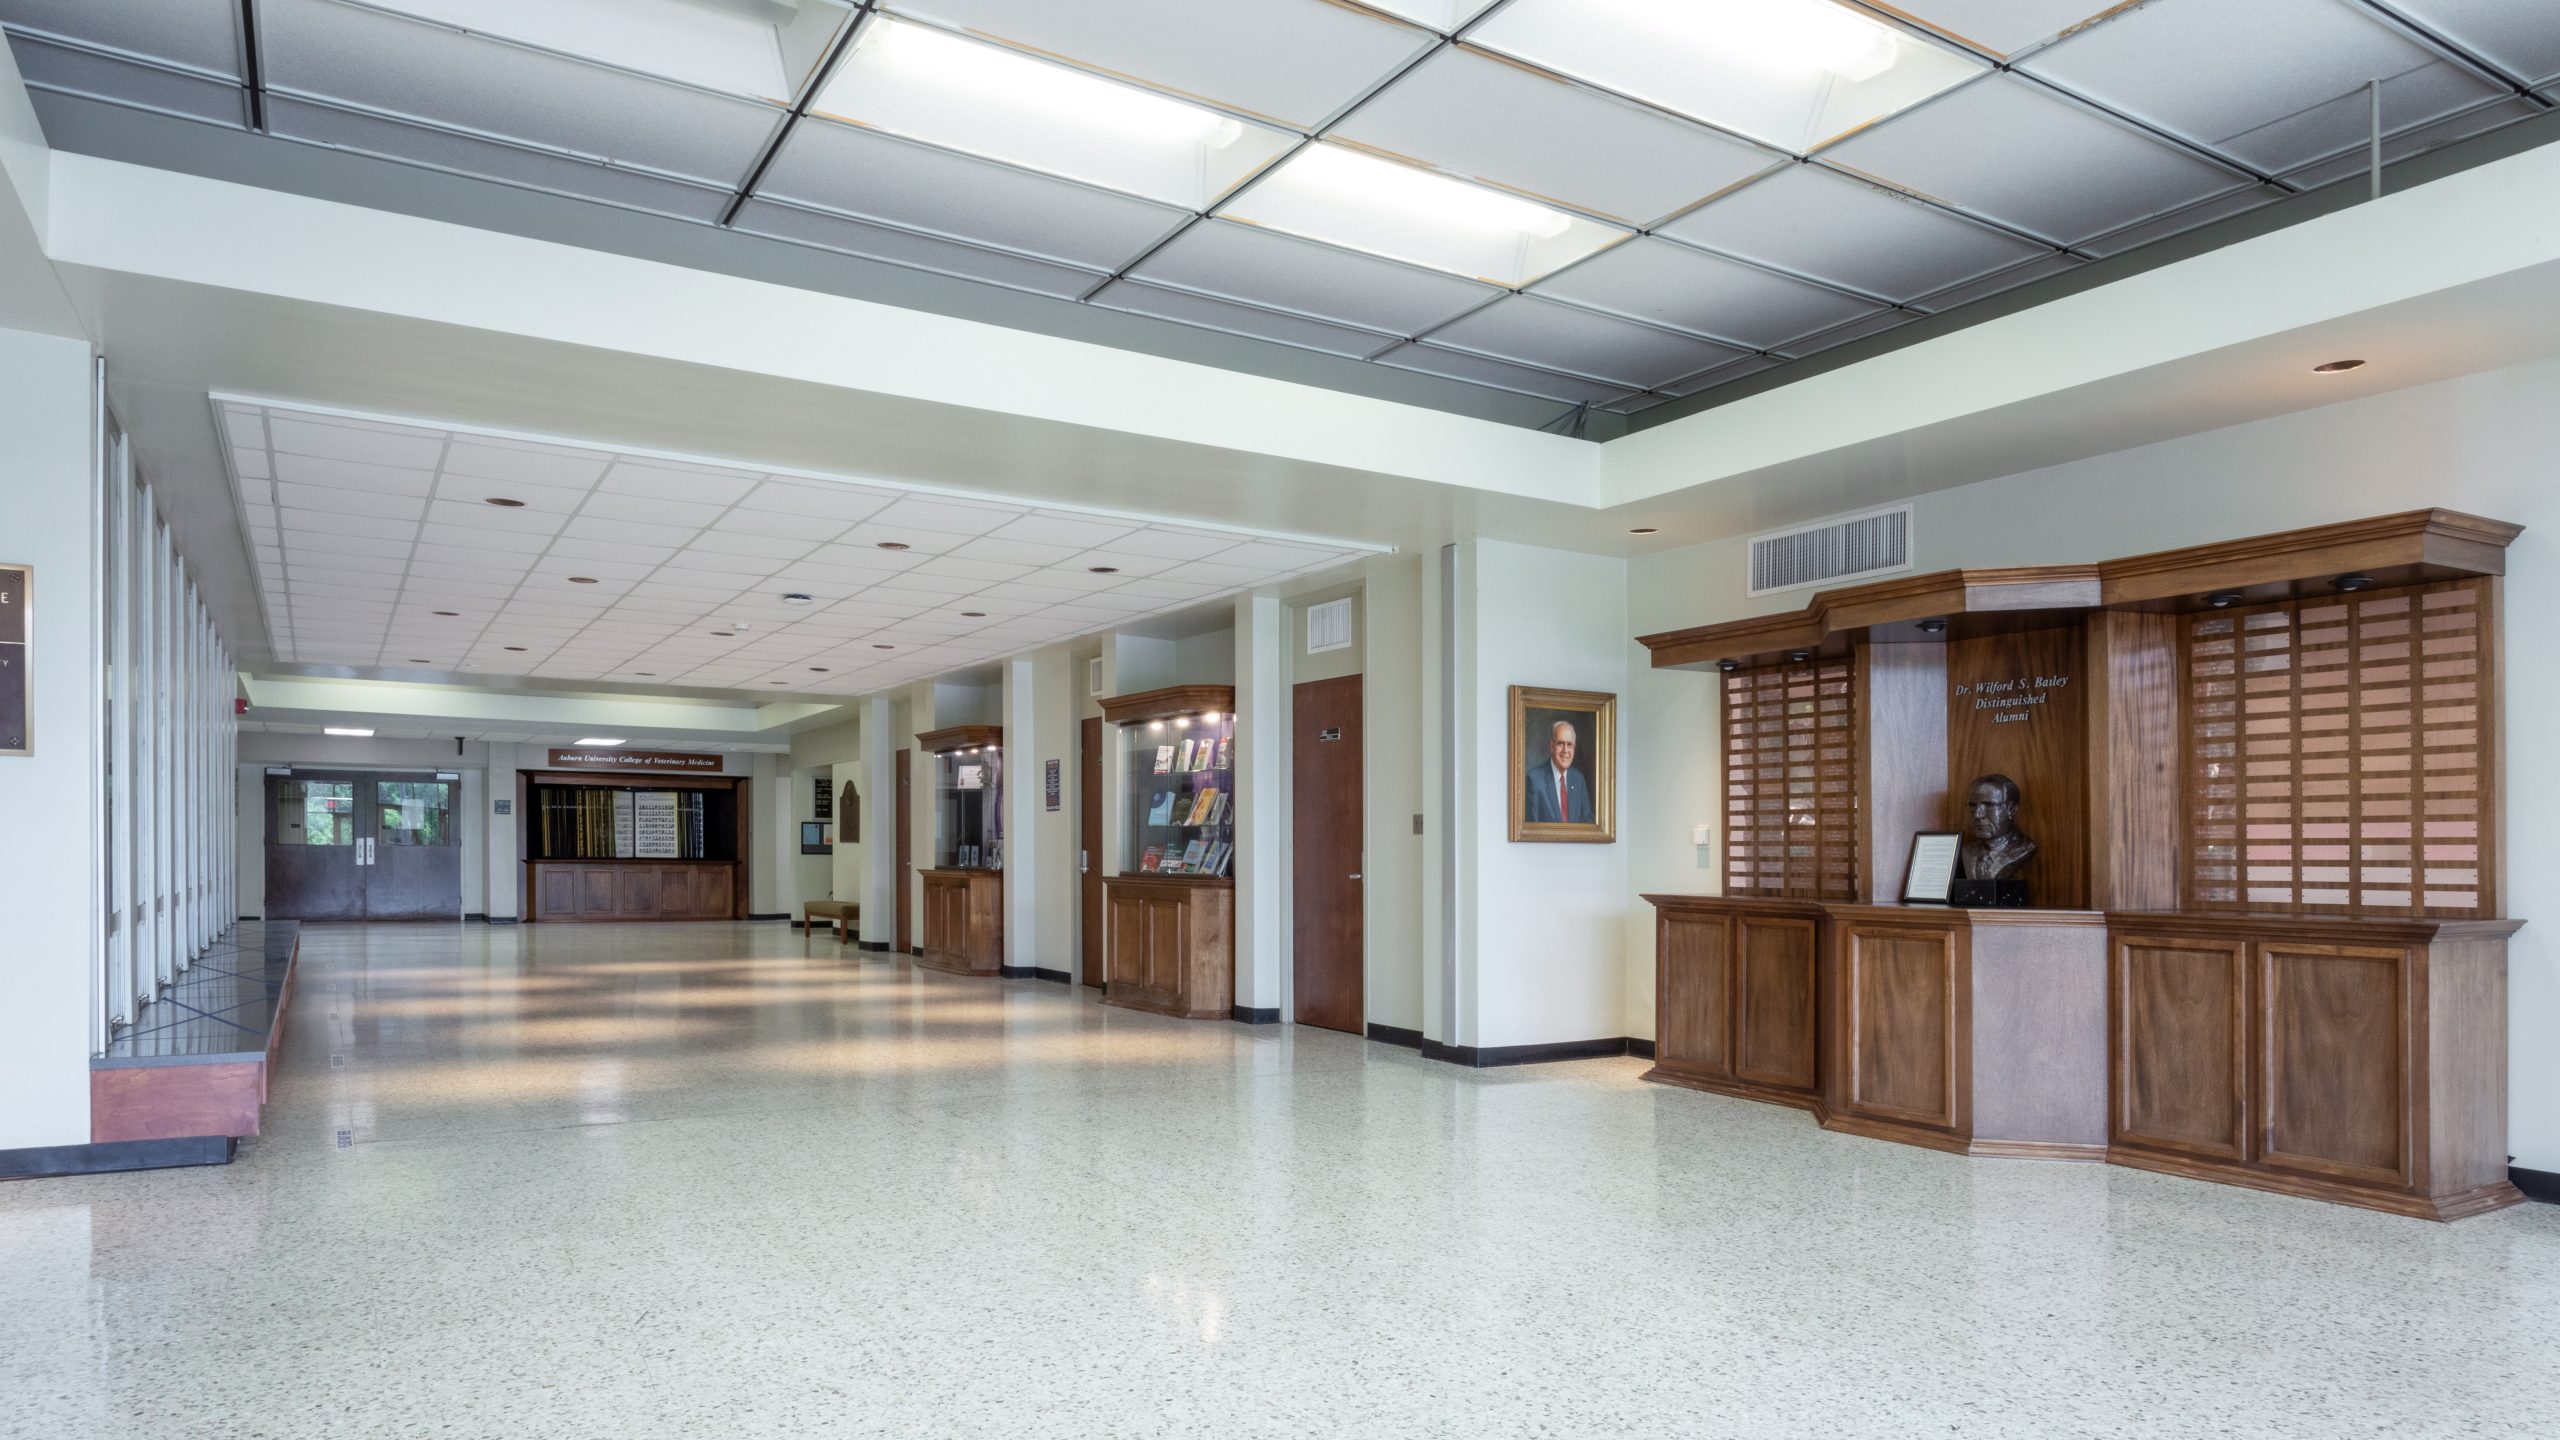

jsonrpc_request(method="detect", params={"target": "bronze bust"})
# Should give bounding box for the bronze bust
[1959,773,2037,880]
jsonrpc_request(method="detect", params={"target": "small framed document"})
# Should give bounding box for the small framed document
[1902,831,1962,904]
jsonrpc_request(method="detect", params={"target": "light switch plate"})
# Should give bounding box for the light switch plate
[1693,825,1712,846]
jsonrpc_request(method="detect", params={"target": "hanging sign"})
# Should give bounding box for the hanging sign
[0,564,26,756]
[545,747,723,772]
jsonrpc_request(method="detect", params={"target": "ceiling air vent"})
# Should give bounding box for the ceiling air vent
[1748,505,1912,598]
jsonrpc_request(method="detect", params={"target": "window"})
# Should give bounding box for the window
[2184,579,2493,916]
[1721,656,1859,899]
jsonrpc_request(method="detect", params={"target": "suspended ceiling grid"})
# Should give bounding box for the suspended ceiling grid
[6,0,2556,425]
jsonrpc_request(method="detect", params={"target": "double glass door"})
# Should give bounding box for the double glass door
[265,771,461,920]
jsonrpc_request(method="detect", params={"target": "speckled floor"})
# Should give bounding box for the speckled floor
[5,922,2557,1438]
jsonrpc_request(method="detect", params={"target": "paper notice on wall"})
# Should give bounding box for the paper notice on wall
[633,791,679,858]
[614,791,635,859]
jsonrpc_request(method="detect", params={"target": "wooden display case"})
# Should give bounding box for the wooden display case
[915,725,1003,976]
[1098,685,1236,1019]
[518,769,745,923]
[1638,509,2528,1219]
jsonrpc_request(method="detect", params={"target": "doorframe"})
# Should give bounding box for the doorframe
[1290,673,1366,1034]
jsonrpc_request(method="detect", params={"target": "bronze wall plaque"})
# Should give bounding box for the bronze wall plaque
[544,747,725,772]
[0,564,27,756]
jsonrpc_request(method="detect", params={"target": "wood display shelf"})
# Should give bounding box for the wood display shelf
[1098,684,1234,726]
[917,868,1003,975]
[915,725,1003,755]
[1101,874,1234,1019]
[1637,508,2527,1220]
[527,860,741,921]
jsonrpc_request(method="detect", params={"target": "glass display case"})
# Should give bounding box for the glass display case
[933,743,1003,870]
[1120,707,1235,878]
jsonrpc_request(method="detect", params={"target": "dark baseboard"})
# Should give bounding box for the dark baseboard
[747,912,789,921]
[909,946,924,957]
[1421,1036,1650,1068]
[1030,968,1072,984]
[1628,1038,1657,1059]
[2514,1165,2560,1204]
[998,965,1039,980]
[486,916,520,925]
[0,1135,234,1179]
[463,912,487,922]
[857,941,888,952]
[1231,1005,1281,1025]
[1365,1023,1425,1050]
[237,915,260,922]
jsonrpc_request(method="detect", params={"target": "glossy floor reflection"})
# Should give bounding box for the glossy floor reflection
[6,922,2558,1438]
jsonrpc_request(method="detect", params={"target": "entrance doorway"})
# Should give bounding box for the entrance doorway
[1291,676,1363,1033]
[265,771,462,920]
[895,748,913,953]
[1081,715,1103,986]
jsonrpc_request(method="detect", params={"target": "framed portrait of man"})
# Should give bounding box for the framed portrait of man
[1508,684,1616,844]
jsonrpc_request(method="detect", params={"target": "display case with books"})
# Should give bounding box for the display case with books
[1098,685,1238,1021]
[914,725,1005,975]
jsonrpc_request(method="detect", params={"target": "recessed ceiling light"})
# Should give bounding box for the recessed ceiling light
[809,667,830,673]
[873,644,895,650]
[484,497,526,508]
[876,542,910,551]
[504,645,528,652]
[711,631,734,637]
[811,16,1291,210]
[573,738,626,747]
[780,592,813,605]
[2312,358,2367,374]
[1716,660,1740,673]
[2206,591,2243,609]
[1469,0,1982,152]
[1628,527,1658,535]
[770,681,787,686]
[1088,566,1120,574]
[959,611,986,618]
[634,672,656,677]
[567,576,599,584]
[1220,142,1626,288]
[407,659,432,665]
[324,727,374,737]
[432,610,460,616]
[2334,572,2376,593]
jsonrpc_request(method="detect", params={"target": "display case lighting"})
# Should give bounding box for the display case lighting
[324,727,375,737]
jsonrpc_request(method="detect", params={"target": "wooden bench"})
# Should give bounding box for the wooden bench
[799,900,859,943]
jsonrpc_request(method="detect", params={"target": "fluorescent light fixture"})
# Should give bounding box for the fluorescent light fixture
[811,16,1294,208]
[324,727,375,737]
[1470,0,1984,152]
[365,0,851,101]
[1219,143,1628,287]
[573,738,628,746]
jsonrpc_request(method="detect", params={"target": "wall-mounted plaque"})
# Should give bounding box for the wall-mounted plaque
[631,790,681,858]
[1045,759,1060,812]
[0,563,28,756]
[546,747,723,772]
[814,776,833,820]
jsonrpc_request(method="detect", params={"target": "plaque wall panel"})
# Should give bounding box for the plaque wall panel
[1945,626,2088,907]
[1722,657,1859,900]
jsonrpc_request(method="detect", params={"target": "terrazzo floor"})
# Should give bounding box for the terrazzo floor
[6,921,2558,1438]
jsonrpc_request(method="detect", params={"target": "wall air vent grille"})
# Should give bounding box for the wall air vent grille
[1306,597,1353,655]
[1748,506,1912,597]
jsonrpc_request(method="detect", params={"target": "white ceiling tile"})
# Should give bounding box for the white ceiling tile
[562,516,703,548]
[866,497,1021,536]
[598,461,763,504]
[1659,164,2050,304]
[546,537,679,565]
[421,500,568,534]
[1423,295,1746,388]
[429,478,586,515]
[231,446,271,480]
[1109,577,1223,601]
[950,536,1086,567]
[579,492,732,527]
[832,523,968,555]
[910,555,1036,584]
[2388,0,2560,84]
[1888,1,2129,58]
[407,542,529,570]
[713,508,855,543]
[530,555,656,582]
[1373,341,1636,405]
[985,514,1137,550]
[439,440,609,490]
[417,521,552,554]
[1533,238,1879,349]
[1089,281,1400,360]
[659,551,788,578]
[863,570,982,597]
[685,531,820,560]
[736,480,901,523]
[265,414,447,469]
[279,512,418,544]
[1331,45,1783,226]
[1127,220,1502,337]
[271,451,437,495]
[1061,549,1180,579]
[1109,528,1245,561]
[274,483,428,520]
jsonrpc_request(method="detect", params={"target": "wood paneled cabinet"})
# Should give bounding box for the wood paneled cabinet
[1102,876,1233,1020]
[527,861,738,921]
[917,868,1002,976]
[2107,914,2523,1221]
[1642,896,1821,1108]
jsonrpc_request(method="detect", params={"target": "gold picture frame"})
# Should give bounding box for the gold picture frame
[1508,684,1616,844]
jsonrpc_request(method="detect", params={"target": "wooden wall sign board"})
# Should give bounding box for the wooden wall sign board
[0,563,27,755]
[545,747,723,772]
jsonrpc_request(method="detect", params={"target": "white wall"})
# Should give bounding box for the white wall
[1459,540,1630,1049]
[0,326,98,1149]
[1363,556,1428,1033]
[1233,596,1285,1013]
[1625,354,2560,1169]
[1012,645,1078,977]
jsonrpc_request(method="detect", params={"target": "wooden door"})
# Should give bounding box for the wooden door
[364,776,461,920]
[1291,675,1364,1032]
[2111,933,2249,1162]
[1081,716,1104,986]
[1656,912,1732,1079]
[1837,924,1964,1133]
[265,771,365,920]
[895,748,913,953]
[2256,941,2416,1188]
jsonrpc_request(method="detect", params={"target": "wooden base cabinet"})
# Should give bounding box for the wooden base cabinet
[917,869,1002,976]
[1641,896,1821,1109]
[1102,877,1233,1020]
[2107,914,2524,1221]
[527,861,739,921]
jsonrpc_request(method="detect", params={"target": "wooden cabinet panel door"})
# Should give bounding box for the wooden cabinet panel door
[537,867,577,919]
[1734,915,1819,1093]
[616,868,661,918]
[1840,926,1961,1131]
[1146,897,1187,999]
[2257,942,2416,1188]
[578,868,616,917]
[1106,890,1150,995]
[2112,935,2249,1162]
[1656,913,1731,1078]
